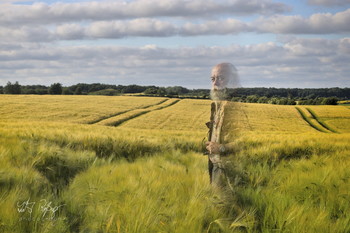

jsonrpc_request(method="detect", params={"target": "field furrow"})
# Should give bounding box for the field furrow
[0,95,168,123]
[304,105,350,133]
[295,107,329,133]
[119,99,210,132]
[232,103,315,133]
[95,99,180,126]
[306,108,338,133]
[87,98,168,124]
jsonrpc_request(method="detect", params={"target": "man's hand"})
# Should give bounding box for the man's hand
[206,141,222,154]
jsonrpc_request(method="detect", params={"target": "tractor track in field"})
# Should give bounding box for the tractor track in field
[93,99,181,127]
[86,99,168,124]
[111,99,181,127]
[305,108,338,133]
[241,106,253,131]
[295,107,334,133]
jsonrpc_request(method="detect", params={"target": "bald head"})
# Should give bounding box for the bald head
[210,63,238,101]
[211,63,237,90]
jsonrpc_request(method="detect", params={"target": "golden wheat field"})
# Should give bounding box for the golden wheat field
[0,95,350,233]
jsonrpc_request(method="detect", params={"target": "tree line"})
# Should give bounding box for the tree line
[0,82,209,98]
[1,82,348,105]
[231,95,339,105]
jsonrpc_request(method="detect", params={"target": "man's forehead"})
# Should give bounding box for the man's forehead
[211,67,232,76]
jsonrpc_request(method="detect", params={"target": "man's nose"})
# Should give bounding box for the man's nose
[213,78,220,86]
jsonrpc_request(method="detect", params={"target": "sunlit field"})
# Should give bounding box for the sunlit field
[1,95,350,233]
[0,95,168,123]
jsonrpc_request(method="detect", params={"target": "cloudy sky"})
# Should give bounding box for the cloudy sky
[1,0,350,88]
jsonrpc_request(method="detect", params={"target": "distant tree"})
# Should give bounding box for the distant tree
[287,99,296,105]
[305,99,315,105]
[277,97,288,105]
[36,88,49,95]
[21,85,48,94]
[314,97,322,105]
[49,83,63,95]
[86,83,118,93]
[4,81,21,94]
[74,86,82,95]
[122,85,146,93]
[321,97,338,105]
[144,87,159,95]
[88,88,119,96]
[157,88,166,97]
[62,88,73,95]
[166,86,189,96]
[268,97,279,105]
[0,86,3,94]
[246,95,259,103]
[21,87,36,94]
[257,96,268,103]
[231,97,242,102]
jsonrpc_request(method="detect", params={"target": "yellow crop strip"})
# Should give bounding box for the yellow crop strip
[95,98,179,126]
[231,103,317,134]
[304,105,350,133]
[120,99,211,132]
[0,95,168,123]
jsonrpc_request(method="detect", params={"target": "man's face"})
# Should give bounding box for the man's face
[211,66,230,90]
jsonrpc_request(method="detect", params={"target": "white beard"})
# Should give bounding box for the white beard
[210,89,229,101]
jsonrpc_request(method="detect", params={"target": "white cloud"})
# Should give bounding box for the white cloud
[180,19,250,35]
[307,0,350,6]
[55,24,86,40]
[86,19,177,38]
[2,7,350,43]
[0,38,349,88]
[283,38,338,56]
[0,18,251,42]
[0,26,54,42]
[0,0,289,26]
[255,8,350,34]
[0,1,349,88]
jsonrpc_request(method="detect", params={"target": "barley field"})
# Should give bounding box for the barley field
[0,95,349,233]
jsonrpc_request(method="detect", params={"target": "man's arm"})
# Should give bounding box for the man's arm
[205,141,236,155]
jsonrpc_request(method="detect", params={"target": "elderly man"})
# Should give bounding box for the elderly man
[205,63,238,187]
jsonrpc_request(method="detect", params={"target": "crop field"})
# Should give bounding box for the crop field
[0,95,350,233]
